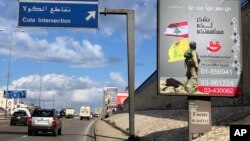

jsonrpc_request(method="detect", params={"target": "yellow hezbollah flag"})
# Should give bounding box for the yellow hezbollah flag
[168,38,189,62]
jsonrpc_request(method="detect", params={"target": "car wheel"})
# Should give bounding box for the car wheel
[28,129,33,136]
[34,131,38,136]
[53,129,58,136]
[58,127,62,135]
[80,117,83,120]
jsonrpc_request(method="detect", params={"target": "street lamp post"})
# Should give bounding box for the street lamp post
[0,29,24,117]
[39,62,43,108]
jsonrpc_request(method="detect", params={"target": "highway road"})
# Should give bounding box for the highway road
[0,117,96,141]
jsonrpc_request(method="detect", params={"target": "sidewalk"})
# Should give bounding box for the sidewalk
[94,106,250,141]
[94,119,129,141]
[0,115,9,120]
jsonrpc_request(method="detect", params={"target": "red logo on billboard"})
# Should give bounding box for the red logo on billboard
[207,41,222,52]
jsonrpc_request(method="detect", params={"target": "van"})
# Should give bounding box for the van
[79,106,91,120]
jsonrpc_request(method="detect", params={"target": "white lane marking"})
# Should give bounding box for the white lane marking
[83,120,96,141]
[0,125,8,127]
[22,135,28,138]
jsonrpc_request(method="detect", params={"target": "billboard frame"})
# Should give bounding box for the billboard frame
[157,0,242,97]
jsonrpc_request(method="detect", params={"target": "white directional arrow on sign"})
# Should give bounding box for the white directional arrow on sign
[85,11,96,21]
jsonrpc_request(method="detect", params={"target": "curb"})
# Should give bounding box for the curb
[102,119,130,136]
[102,119,142,141]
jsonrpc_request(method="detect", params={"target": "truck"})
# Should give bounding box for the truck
[94,107,102,117]
[65,108,75,118]
[79,106,91,120]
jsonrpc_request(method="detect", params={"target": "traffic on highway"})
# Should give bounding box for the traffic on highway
[0,107,97,141]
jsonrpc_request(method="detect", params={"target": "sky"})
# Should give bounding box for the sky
[0,0,157,112]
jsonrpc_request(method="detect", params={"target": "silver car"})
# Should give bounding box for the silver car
[27,108,62,136]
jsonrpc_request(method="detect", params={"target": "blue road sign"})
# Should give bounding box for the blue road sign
[18,0,99,28]
[4,90,27,98]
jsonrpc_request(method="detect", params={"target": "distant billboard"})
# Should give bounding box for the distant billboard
[103,87,118,107]
[158,0,241,96]
[117,92,128,105]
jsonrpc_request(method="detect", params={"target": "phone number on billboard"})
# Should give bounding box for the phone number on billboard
[200,69,233,75]
[203,87,234,94]
[200,79,234,86]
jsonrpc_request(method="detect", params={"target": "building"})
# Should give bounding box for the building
[0,91,14,112]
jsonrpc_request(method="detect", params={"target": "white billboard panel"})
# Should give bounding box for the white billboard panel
[158,0,241,96]
[103,87,118,107]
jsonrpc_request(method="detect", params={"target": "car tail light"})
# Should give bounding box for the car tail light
[52,117,56,125]
[27,117,32,125]
[11,116,15,119]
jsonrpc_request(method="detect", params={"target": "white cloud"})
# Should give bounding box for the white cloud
[72,87,101,102]
[0,72,127,111]
[0,32,120,68]
[109,72,127,88]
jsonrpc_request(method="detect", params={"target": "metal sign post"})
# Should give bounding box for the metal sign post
[18,0,135,138]
[100,9,135,139]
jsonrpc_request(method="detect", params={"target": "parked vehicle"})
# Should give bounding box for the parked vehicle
[27,108,62,136]
[65,108,75,118]
[10,110,29,126]
[79,106,91,120]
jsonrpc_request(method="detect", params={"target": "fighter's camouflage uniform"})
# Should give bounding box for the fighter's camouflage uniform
[183,42,200,92]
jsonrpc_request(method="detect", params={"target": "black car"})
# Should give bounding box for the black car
[59,109,65,118]
[10,110,28,126]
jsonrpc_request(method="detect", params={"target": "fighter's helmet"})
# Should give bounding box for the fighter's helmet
[189,41,196,50]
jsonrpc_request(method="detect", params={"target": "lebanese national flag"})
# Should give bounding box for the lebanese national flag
[164,21,188,38]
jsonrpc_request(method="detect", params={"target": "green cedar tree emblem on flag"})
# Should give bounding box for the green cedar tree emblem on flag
[174,27,181,34]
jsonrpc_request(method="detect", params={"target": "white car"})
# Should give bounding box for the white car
[11,108,31,117]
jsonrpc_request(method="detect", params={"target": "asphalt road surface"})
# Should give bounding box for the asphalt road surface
[0,117,96,141]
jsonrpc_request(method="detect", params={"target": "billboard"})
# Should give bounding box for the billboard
[103,87,118,107]
[117,92,129,105]
[158,0,241,96]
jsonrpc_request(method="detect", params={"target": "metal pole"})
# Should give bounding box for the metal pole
[53,95,55,108]
[100,9,135,139]
[127,10,135,139]
[39,62,43,107]
[5,32,13,117]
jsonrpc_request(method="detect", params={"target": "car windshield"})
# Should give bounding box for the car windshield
[13,111,26,116]
[32,110,53,117]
